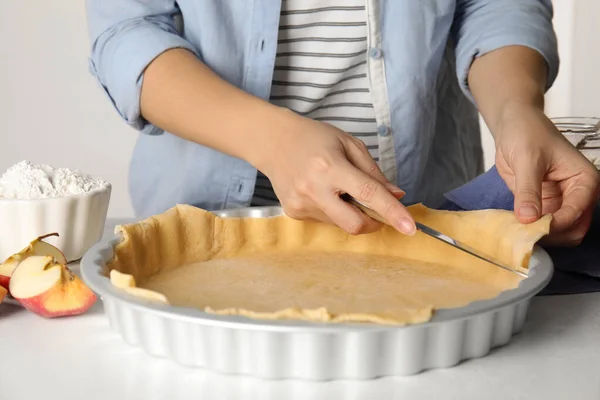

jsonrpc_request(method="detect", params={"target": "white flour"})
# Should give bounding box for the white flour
[0,160,110,200]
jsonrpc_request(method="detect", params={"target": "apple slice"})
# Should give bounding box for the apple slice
[0,233,67,291]
[0,258,16,290]
[0,285,6,304]
[9,255,96,318]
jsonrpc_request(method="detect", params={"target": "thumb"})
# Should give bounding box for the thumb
[512,154,545,223]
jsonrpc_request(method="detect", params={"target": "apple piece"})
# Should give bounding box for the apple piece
[0,257,19,290]
[9,255,97,318]
[0,285,6,304]
[0,233,66,291]
[30,235,67,265]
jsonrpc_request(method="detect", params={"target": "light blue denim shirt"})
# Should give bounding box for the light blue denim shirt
[85,0,558,218]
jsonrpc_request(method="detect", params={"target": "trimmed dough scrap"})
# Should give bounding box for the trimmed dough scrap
[106,204,551,325]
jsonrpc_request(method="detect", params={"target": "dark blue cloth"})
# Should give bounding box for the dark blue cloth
[440,166,600,295]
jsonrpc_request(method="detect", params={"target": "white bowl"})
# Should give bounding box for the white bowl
[0,185,111,263]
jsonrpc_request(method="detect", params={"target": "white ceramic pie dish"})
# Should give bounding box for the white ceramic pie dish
[80,206,553,380]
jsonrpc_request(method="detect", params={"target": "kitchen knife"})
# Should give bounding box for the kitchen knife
[341,193,528,278]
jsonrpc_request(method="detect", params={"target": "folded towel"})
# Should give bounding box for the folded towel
[440,166,600,295]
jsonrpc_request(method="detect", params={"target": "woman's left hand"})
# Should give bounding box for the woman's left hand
[494,104,600,247]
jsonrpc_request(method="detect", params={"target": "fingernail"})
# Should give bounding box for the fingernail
[519,205,539,218]
[392,190,406,199]
[397,217,416,236]
[384,183,405,197]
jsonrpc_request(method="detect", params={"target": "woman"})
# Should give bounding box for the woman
[86,0,599,246]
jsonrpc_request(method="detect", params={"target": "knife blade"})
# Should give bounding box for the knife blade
[341,193,528,278]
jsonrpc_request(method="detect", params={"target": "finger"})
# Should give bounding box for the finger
[540,181,563,215]
[278,175,383,235]
[300,208,335,225]
[551,178,598,233]
[542,207,593,247]
[345,140,406,198]
[336,163,416,235]
[512,153,545,223]
[301,205,382,234]
[317,195,383,235]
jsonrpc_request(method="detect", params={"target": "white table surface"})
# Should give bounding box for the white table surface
[1,219,599,400]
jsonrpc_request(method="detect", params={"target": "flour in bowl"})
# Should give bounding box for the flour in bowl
[0,160,110,200]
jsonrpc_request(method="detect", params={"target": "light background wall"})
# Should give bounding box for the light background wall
[0,1,137,218]
[0,1,596,218]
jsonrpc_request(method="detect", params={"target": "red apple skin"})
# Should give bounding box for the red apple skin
[0,285,6,304]
[0,274,9,291]
[15,278,97,318]
[11,262,97,318]
[0,258,20,291]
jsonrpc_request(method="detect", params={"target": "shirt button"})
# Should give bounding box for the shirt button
[369,47,383,59]
[377,125,390,136]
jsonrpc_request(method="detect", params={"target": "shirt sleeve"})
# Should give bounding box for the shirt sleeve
[85,0,200,135]
[452,0,560,103]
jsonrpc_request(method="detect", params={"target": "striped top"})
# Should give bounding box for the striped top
[251,0,378,206]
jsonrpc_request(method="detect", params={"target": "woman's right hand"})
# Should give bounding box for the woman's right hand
[250,110,416,236]
[138,49,414,234]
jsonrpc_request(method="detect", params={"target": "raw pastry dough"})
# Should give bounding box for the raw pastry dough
[106,204,551,325]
